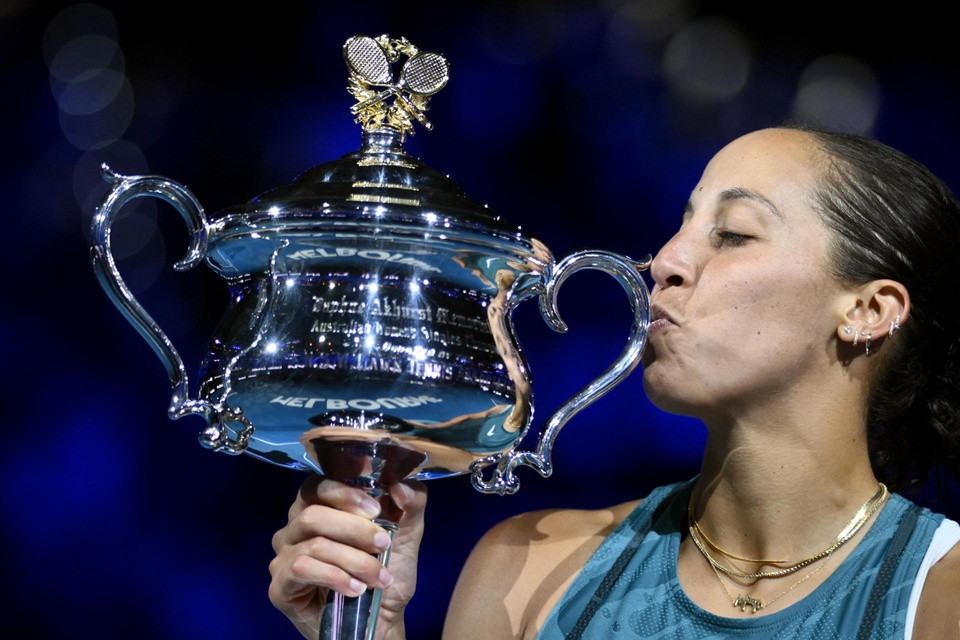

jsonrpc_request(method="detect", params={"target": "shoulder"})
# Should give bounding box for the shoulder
[442,498,642,640]
[480,497,643,551]
[912,535,960,640]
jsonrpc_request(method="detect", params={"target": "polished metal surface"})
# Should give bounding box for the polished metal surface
[92,123,649,486]
[91,33,651,490]
[89,34,651,639]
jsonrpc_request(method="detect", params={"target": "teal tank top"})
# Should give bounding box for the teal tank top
[537,479,944,639]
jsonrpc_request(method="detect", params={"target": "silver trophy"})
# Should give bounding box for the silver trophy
[90,35,650,640]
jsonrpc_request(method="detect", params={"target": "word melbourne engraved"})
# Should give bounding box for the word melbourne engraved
[270,394,443,411]
[287,247,441,272]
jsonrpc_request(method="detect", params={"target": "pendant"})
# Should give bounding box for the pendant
[733,594,763,613]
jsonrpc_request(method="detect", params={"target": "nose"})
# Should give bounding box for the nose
[650,229,695,289]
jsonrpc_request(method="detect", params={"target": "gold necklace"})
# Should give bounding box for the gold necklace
[690,511,788,565]
[688,482,888,613]
[688,483,887,580]
[705,548,832,614]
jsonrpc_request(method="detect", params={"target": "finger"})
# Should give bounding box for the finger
[287,477,381,522]
[275,479,387,555]
[275,501,376,554]
[293,477,383,518]
[279,503,393,554]
[286,474,323,522]
[389,479,427,513]
[267,574,323,629]
[314,480,384,518]
[272,537,394,595]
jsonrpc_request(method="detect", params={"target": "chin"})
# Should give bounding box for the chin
[642,369,691,416]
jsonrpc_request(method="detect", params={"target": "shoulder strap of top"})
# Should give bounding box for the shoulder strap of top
[565,481,689,639]
[854,503,924,640]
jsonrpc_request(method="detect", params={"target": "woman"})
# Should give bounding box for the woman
[268,127,960,639]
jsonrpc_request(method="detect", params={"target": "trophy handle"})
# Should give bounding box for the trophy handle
[470,250,652,495]
[90,164,217,427]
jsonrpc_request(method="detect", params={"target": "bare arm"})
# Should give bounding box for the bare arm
[912,542,960,640]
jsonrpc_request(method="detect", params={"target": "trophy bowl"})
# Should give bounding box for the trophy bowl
[89,34,650,640]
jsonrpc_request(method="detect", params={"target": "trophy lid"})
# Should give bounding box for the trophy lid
[206,35,534,275]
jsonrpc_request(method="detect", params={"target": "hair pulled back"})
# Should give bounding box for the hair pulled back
[787,125,960,493]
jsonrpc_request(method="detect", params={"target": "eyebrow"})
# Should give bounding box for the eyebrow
[717,187,784,220]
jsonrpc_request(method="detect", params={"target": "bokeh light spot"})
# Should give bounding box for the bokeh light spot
[793,55,880,134]
[663,17,751,104]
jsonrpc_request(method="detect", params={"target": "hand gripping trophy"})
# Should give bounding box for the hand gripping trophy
[89,34,651,640]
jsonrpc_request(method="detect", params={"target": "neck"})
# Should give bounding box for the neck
[691,403,880,562]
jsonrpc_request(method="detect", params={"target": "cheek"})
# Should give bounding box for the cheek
[641,239,839,410]
[694,260,832,352]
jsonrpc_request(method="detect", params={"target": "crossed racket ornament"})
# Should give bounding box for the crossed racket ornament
[89,34,650,640]
[345,35,450,133]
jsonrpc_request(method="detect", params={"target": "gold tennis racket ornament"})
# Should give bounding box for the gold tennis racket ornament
[345,35,450,133]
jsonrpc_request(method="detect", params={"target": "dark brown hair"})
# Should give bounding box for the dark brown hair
[785,125,960,493]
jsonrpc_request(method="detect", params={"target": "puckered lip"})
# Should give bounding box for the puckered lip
[649,303,677,326]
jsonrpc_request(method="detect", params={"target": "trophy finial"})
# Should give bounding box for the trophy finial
[344,34,450,136]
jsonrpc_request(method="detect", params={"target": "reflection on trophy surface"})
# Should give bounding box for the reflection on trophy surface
[90,33,650,640]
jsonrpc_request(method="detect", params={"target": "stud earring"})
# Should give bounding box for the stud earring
[844,326,853,335]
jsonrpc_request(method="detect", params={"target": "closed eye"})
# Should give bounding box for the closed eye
[713,230,752,248]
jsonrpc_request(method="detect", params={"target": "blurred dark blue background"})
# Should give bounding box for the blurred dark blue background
[3,1,959,638]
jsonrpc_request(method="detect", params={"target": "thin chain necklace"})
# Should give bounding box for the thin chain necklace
[688,482,887,580]
[688,482,888,613]
[706,548,832,614]
[691,515,788,565]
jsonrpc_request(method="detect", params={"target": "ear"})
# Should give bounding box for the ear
[835,279,910,351]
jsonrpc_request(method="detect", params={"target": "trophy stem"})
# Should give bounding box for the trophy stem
[306,433,426,640]
[320,519,397,640]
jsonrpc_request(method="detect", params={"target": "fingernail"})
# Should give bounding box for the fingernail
[393,482,414,502]
[348,578,367,597]
[373,531,391,552]
[359,496,380,517]
[379,568,394,588]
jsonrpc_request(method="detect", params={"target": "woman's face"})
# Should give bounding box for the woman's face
[642,129,851,420]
